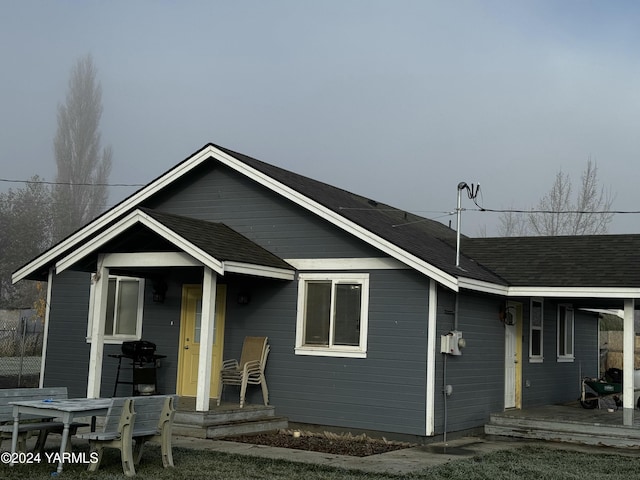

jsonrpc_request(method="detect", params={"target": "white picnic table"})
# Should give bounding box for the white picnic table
[10,398,112,474]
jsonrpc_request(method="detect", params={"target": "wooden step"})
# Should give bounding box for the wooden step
[485,422,640,448]
[174,405,276,427]
[174,415,288,439]
[486,407,640,448]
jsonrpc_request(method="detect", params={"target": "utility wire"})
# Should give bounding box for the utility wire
[470,196,640,215]
[0,177,145,187]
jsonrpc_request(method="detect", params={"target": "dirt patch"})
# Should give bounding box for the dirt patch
[222,429,415,457]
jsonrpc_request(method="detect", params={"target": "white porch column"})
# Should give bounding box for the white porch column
[87,260,109,398]
[38,268,54,388]
[425,279,438,436]
[196,267,217,412]
[623,298,635,425]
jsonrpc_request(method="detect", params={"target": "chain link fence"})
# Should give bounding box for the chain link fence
[0,311,43,388]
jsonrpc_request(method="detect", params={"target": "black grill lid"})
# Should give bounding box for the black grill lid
[121,340,156,358]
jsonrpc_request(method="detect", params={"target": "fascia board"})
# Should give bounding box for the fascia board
[55,209,224,275]
[456,278,640,298]
[15,143,457,290]
[457,277,509,296]
[13,146,217,284]
[222,261,295,280]
[506,286,640,298]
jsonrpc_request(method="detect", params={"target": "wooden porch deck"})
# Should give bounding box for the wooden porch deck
[172,398,288,439]
[486,404,640,448]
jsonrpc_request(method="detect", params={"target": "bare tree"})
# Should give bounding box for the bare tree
[497,204,530,237]
[529,170,573,236]
[571,159,615,235]
[0,177,52,307]
[498,159,615,236]
[52,54,112,241]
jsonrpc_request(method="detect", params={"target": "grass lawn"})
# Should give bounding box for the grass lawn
[2,444,640,480]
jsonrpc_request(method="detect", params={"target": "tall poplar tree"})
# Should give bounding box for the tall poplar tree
[52,54,112,241]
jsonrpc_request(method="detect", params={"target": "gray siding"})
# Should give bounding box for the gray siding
[521,299,599,407]
[144,162,383,259]
[433,289,504,434]
[43,270,92,398]
[42,159,601,438]
[223,269,430,436]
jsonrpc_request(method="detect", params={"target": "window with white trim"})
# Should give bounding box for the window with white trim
[529,298,543,362]
[87,276,145,343]
[557,304,574,362]
[295,273,369,358]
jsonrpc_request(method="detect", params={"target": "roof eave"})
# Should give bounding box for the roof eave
[14,144,459,291]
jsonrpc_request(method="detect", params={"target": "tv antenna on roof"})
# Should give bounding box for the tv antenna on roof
[455,182,480,267]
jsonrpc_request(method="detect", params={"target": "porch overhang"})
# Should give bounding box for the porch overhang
[54,208,295,281]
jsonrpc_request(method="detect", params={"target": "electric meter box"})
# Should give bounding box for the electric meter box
[440,330,465,356]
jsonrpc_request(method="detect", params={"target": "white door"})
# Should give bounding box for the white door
[504,302,522,409]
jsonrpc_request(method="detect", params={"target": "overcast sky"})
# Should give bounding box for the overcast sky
[2,0,640,236]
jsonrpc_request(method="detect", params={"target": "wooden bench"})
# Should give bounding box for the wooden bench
[76,397,137,476]
[130,395,177,468]
[0,387,84,453]
[76,395,177,476]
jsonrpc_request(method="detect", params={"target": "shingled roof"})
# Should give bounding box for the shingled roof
[139,208,293,271]
[14,143,640,292]
[461,235,640,288]
[214,145,506,286]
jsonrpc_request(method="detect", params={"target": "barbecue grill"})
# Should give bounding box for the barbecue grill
[109,340,166,396]
[121,340,157,362]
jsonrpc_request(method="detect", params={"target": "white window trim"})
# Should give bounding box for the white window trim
[87,275,145,344]
[295,273,369,358]
[557,303,575,362]
[529,297,544,363]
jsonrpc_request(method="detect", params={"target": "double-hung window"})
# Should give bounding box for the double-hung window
[87,275,145,343]
[295,273,369,358]
[529,298,543,362]
[557,304,574,362]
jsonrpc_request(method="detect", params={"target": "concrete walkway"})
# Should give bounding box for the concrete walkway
[34,431,640,476]
[170,434,615,475]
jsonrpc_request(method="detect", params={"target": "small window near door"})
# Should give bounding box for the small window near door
[557,304,574,362]
[529,298,543,363]
[295,273,369,358]
[87,276,145,343]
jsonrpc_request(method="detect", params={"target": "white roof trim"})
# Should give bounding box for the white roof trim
[223,261,295,281]
[54,209,296,280]
[13,147,217,283]
[101,252,202,268]
[458,277,509,296]
[14,144,460,291]
[285,257,408,271]
[457,278,640,299]
[506,286,640,299]
[55,209,225,275]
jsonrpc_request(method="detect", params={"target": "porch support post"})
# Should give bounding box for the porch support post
[623,298,635,425]
[196,267,217,412]
[38,268,54,388]
[425,279,437,436]
[87,259,109,398]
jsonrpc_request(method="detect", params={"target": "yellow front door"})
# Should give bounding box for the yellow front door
[177,284,226,398]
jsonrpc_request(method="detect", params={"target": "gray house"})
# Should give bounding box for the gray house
[12,143,640,439]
